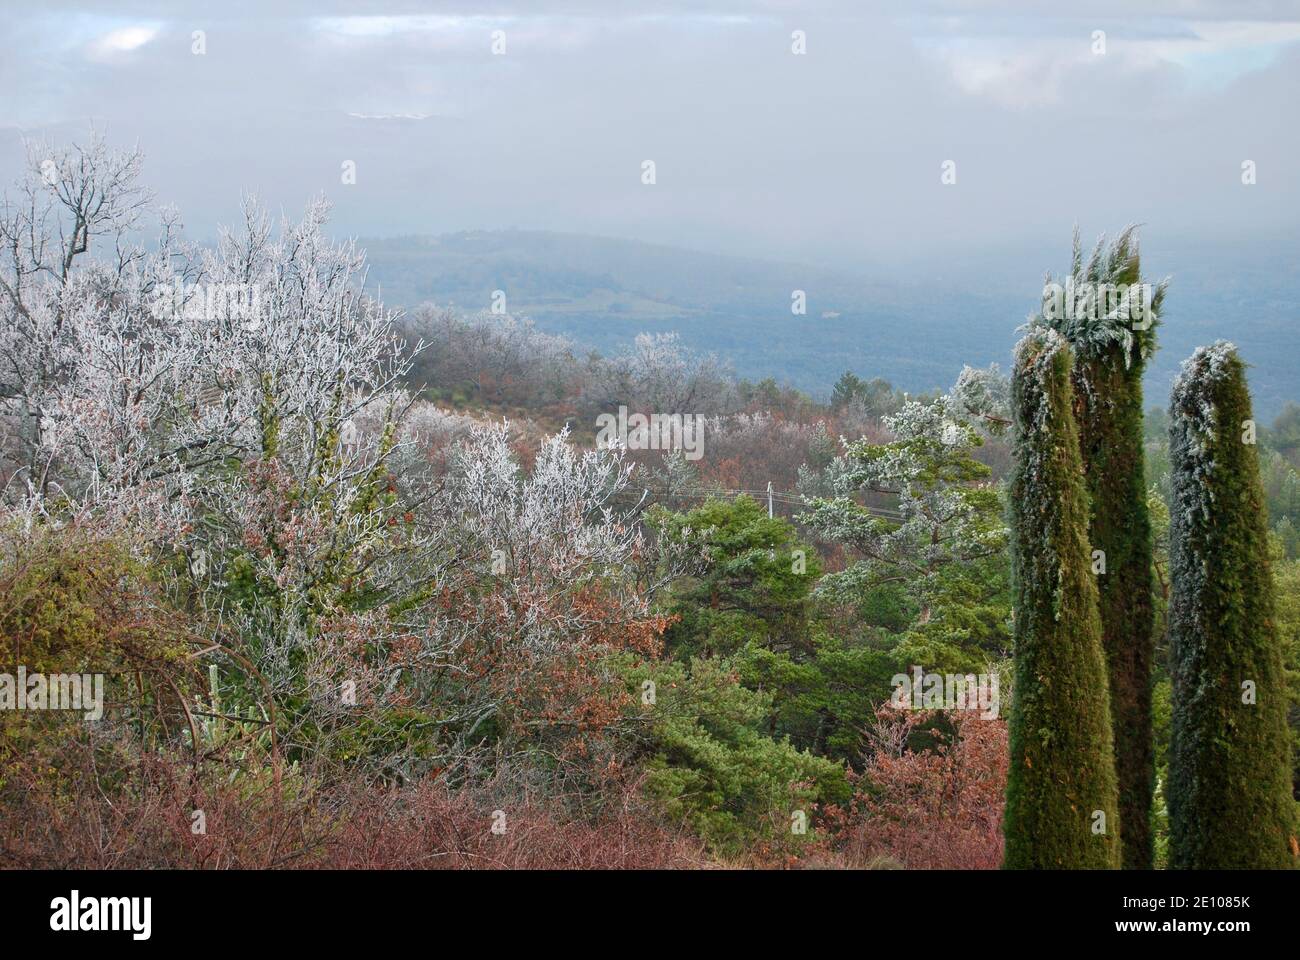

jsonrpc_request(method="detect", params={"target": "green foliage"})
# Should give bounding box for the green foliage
[651,496,820,660]
[1259,449,1300,559]
[1034,228,1163,868]
[1076,367,1157,869]
[830,372,903,417]
[1077,363,1156,859]
[1003,329,1121,869]
[1272,552,1300,795]
[1167,343,1296,868]
[801,390,1011,673]
[888,554,1012,674]
[0,524,195,761]
[851,583,914,635]
[618,655,849,854]
[649,496,906,767]
[0,524,190,676]
[738,631,900,764]
[1267,402,1300,465]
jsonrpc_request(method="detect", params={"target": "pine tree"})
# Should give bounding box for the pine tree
[1036,227,1167,868]
[1167,342,1295,869]
[799,378,1010,673]
[1003,328,1121,869]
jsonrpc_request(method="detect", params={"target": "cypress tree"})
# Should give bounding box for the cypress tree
[1167,342,1295,869]
[1004,328,1121,869]
[1037,227,1167,869]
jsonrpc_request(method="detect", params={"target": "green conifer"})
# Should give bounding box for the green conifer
[1037,227,1167,868]
[1167,342,1296,869]
[1003,328,1121,869]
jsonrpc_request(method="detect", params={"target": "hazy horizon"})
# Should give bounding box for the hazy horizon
[3,1,1300,275]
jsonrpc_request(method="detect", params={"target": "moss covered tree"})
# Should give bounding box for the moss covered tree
[1036,227,1167,868]
[1003,328,1121,869]
[1167,342,1296,869]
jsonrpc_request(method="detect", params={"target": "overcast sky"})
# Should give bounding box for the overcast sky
[2,1,1299,274]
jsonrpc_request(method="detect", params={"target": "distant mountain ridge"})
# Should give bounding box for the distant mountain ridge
[361,230,1300,417]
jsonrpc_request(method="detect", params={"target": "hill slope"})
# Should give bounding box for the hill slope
[362,230,1300,416]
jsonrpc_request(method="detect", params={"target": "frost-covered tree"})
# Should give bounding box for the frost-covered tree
[422,421,697,775]
[949,363,1013,435]
[582,332,736,417]
[0,134,452,770]
[1033,226,1168,868]
[1003,328,1120,869]
[404,304,578,408]
[799,369,1010,671]
[0,132,161,502]
[794,420,838,494]
[1167,342,1295,869]
[41,193,429,608]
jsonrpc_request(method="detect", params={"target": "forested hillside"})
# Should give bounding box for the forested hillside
[362,229,1300,419]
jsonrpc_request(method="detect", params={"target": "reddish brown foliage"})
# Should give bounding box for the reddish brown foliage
[437,576,671,772]
[839,707,1008,870]
[0,738,703,870]
[322,778,703,869]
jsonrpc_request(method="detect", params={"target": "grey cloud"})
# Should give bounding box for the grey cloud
[0,2,1296,276]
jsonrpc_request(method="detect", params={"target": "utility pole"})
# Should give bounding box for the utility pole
[767,481,773,519]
